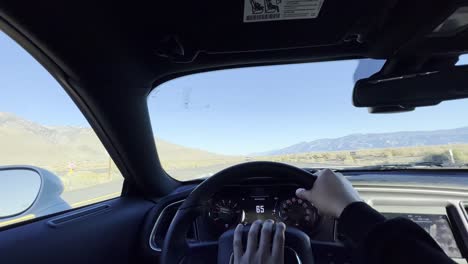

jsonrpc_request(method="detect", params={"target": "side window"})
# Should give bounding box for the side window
[0,31,123,227]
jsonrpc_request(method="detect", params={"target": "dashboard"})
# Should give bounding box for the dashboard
[147,171,468,264]
[204,182,465,260]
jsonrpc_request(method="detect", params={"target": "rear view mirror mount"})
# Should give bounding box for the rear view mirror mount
[353,65,468,113]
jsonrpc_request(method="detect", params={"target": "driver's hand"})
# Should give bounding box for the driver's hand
[296,168,362,218]
[233,220,285,264]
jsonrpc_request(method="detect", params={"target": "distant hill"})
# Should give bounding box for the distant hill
[0,112,106,167]
[0,112,227,170]
[260,127,468,155]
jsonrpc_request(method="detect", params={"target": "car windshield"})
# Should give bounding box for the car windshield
[148,58,468,181]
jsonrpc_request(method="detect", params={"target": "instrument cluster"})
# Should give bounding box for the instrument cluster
[208,184,320,234]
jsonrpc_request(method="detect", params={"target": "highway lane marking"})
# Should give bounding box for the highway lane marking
[0,214,35,227]
[71,192,121,208]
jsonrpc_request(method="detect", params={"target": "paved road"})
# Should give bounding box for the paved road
[61,178,124,207]
[59,165,223,207]
[0,178,124,227]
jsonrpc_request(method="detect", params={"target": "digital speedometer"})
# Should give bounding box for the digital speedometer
[277,197,318,229]
[242,196,277,223]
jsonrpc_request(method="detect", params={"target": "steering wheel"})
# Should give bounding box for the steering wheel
[161,161,317,264]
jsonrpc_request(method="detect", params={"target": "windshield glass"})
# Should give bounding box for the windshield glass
[148,59,468,181]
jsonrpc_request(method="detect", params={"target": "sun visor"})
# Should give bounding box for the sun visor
[175,0,390,53]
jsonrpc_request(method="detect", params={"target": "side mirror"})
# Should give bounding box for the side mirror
[0,167,41,218]
[0,166,70,225]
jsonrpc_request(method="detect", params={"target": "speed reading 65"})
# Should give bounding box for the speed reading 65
[256,205,265,214]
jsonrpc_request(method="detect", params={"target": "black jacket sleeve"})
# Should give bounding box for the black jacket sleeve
[337,202,456,264]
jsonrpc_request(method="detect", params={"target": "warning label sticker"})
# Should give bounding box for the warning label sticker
[244,0,324,23]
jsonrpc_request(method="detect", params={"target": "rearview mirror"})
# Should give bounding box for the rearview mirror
[0,167,41,218]
[353,65,468,113]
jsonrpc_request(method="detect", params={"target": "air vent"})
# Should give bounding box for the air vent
[460,202,468,221]
[447,203,468,259]
[149,200,197,252]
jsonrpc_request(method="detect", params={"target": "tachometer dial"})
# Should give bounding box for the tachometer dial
[277,197,318,229]
[209,199,244,229]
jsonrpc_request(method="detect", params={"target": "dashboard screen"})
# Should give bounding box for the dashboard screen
[383,213,462,258]
[242,196,277,223]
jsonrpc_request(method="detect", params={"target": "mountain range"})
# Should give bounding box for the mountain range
[3,112,468,164]
[0,112,223,169]
[260,127,468,156]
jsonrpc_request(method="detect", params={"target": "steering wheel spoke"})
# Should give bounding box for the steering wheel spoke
[218,225,314,264]
[174,241,218,264]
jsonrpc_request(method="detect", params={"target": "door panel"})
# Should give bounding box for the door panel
[0,197,154,264]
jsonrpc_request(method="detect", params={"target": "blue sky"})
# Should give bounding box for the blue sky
[0,31,88,127]
[2,31,468,155]
[149,60,468,155]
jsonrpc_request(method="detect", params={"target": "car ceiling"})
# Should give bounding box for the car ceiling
[1,0,468,198]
